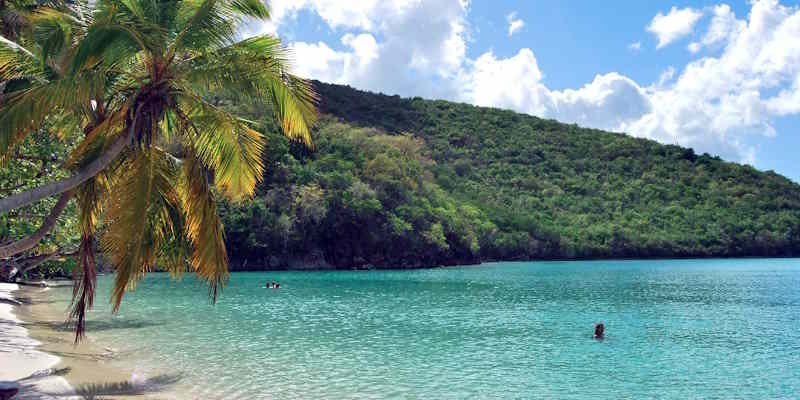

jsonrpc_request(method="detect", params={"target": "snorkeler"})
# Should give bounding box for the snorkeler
[594,323,605,339]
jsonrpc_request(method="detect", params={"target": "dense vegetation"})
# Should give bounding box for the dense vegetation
[0,129,80,279]
[5,78,800,276]
[218,81,800,269]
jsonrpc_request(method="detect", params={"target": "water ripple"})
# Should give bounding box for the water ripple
[39,259,800,399]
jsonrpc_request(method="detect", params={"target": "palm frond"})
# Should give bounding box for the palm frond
[171,0,268,53]
[157,184,192,278]
[176,95,264,201]
[0,34,45,82]
[67,15,150,76]
[178,152,228,301]
[0,74,98,162]
[102,148,180,311]
[70,229,97,342]
[69,172,111,342]
[265,73,317,147]
[177,35,318,146]
[28,7,78,64]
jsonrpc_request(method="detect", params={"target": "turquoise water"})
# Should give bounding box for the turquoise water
[50,259,800,399]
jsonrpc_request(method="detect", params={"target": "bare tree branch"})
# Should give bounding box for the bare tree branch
[0,191,73,258]
[0,133,130,213]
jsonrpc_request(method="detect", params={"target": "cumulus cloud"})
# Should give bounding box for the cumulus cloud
[627,0,800,162]
[507,12,525,37]
[702,4,744,46]
[647,6,704,49]
[460,49,550,115]
[459,51,652,132]
[629,41,642,51]
[257,0,800,166]
[271,0,468,98]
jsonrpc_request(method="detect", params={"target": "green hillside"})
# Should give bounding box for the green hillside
[219,81,800,269]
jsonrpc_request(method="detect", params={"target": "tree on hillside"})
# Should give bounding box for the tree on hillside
[0,0,317,340]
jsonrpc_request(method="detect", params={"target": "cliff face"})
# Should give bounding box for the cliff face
[218,81,800,270]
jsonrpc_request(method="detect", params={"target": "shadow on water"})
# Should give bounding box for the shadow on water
[15,368,181,400]
[22,318,165,333]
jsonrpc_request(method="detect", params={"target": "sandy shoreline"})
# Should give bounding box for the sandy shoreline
[0,282,75,399]
[2,283,177,400]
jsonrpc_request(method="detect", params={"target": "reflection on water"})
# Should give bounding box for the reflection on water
[43,259,800,399]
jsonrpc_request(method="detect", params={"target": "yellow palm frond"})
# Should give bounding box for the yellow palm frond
[176,95,264,201]
[102,148,181,311]
[176,35,318,146]
[178,152,228,301]
[265,73,317,147]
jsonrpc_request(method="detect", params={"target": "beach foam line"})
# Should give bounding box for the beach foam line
[0,283,76,399]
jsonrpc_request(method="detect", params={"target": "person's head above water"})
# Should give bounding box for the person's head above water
[594,323,605,339]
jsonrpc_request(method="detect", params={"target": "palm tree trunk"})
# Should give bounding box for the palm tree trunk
[0,190,72,258]
[0,132,130,214]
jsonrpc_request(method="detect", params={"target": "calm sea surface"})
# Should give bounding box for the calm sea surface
[45,259,800,399]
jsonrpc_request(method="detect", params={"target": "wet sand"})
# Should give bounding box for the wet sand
[10,284,179,400]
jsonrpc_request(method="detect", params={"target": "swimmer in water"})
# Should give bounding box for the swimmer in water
[594,323,605,339]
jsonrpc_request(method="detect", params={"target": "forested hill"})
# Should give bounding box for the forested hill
[219,81,800,270]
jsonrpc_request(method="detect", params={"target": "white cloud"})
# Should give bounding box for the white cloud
[289,33,380,84]
[460,49,550,115]
[766,75,800,115]
[688,42,701,53]
[507,11,525,37]
[655,66,676,87]
[647,6,704,49]
[462,0,800,163]
[274,0,468,98]
[629,41,642,51]
[459,50,652,132]
[549,73,653,131]
[258,0,800,167]
[702,4,744,47]
[626,0,800,162]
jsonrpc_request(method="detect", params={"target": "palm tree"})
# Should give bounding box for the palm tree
[0,0,316,340]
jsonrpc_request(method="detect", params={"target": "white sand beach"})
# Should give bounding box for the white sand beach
[1,283,174,400]
[0,283,76,399]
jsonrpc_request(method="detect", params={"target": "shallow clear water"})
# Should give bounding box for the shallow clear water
[49,259,800,399]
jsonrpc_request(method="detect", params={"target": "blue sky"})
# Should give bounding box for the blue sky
[244,1,800,181]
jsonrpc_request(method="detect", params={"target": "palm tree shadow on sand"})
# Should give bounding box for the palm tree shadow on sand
[15,367,181,400]
[22,318,165,333]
